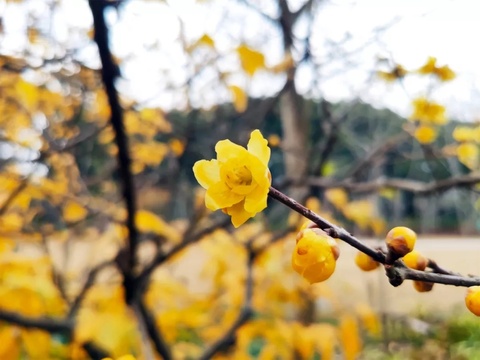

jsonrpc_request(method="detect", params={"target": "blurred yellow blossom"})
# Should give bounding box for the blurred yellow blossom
[410,98,447,125]
[325,188,348,209]
[102,355,136,360]
[193,129,271,227]
[457,142,478,170]
[414,125,437,144]
[267,134,281,147]
[377,64,407,82]
[453,126,475,142]
[418,57,456,82]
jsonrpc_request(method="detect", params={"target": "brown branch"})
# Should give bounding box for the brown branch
[427,258,461,276]
[83,341,110,360]
[292,0,316,20]
[310,100,346,175]
[236,0,276,23]
[137,300,172,360]
[0,310,73,333]
[344,133,409,180]
[68,260,115,319]
[0,178,28,216]
[387,264,480,288]
[306,173,480,195]
[269,186,385,262]
[268,186,480,288]
[88,0,139,305]
[198,247,255,360]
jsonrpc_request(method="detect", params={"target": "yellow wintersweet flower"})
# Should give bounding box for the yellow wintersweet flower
[292,228,338,284]
[193,129,271,227]
[377,64,408,82]
[457,142,478,170]
[453,126,475,142]
[410,97,447,125]
[418,57,455,82]
[102,355,136,360]
[414,125,437,144]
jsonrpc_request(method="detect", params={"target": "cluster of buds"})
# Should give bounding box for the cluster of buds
[354,226,434,293]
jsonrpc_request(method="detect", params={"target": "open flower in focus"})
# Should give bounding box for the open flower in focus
[193,129,271,227]
[292,228,339,284]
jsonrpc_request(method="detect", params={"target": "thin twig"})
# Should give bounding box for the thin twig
[269,186,385,262]
[68,260,115,319]
[137,300,172,360]
[0,178,28,216]
[306,173,480,195]
[268,186,480,288]
[0,310,73,333]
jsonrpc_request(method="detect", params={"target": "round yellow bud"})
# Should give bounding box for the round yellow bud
[385,226,417,257]
[465,286,480,316]
[413,281,434,293]
[354,251,380,272]
[292,228,338,284]
[403,250,427,271]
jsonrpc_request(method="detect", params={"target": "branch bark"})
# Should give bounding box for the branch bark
[0,310,73,333]
[307,173,480,195]
[268,186,480,288]
[88,0,139,305]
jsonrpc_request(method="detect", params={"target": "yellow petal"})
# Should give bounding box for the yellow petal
[225,201,254,228]
[245,154,270,186]
[247,129,270,167]
[0,326,20,360]
[414,125,437,144]
[206,182,243,210]
[193,159,220,189]
[244,183,269,213]
[229,85,248,113]
[136,210,180,242]
[215,140,248,163]
[63,201,88,223]
[237,44,265,76]
[21,329,51,359]
[339,315,362,360]
[301,259,336,284]
[453,126,474,142]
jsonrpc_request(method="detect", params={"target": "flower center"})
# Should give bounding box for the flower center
[226,164,252,188]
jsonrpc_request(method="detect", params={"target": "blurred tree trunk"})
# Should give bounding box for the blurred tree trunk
[278,0,311,204]
[278,0,315,327]
[280,77,309,202]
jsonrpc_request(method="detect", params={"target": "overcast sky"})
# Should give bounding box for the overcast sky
[116,0,480,122]
[2,0,479,122]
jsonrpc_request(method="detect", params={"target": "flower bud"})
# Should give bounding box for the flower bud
[403,250,427,271]
[413,281,434,293]
[354,251,380,272]
[292,228,338,284]
[385,226,416,258]
[465,286,480,316]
